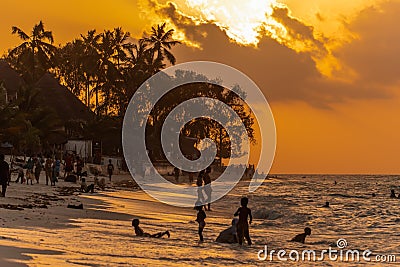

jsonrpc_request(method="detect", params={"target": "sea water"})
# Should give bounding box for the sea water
[2,175,400,266]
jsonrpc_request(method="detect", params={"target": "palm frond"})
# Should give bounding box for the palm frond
[11,26,30,41]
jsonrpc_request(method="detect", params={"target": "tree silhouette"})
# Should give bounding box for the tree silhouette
[145,70,255,162]
[9,21,56,84]
[144,23,181,66]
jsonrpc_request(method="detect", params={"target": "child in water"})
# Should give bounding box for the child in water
[131,219,170,238]
[291,227,312,244]
[322,201,330,208]
[234,197,253,245]
[195,204,207,242]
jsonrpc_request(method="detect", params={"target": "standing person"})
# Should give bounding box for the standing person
[76,156,84,180]
[234,197,253,246]
[54,157,61,182]
[196,170,205,204]
[173,167,180,183]
[0,154,10,197]
[34,158,42,183]
[202,166,212,211]
[107,159,114,182]
[195,204,207,242]
[187,155,194,184]
[44,157,53,186]
[51,163,57,186]
[25,157,34,185]
[15,166,24,184]
[64,153,73,178]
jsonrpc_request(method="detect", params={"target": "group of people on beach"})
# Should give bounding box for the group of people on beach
[132,195,312,246]
[0,153,68,197]
[11,155,64,186]
[0,152,116,198]
[9,152,91,185]
[129,164,316,246]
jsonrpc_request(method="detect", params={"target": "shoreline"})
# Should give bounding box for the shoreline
[0,172,139,266]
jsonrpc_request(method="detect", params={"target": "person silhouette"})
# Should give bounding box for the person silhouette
[322,201,330,208]
[131,219,170,238]
[291,227,312,244]
[195,204,206,242]
[234,197,253,245]
[0,154,10,197]
[203,166,212,211]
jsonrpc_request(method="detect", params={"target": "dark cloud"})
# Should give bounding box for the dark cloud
[337,1,400,86]
[152,0,398,107]
[271,7,328,55]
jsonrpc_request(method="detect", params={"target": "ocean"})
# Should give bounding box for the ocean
[2,174,400,266]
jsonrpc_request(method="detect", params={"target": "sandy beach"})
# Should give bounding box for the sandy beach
[0,172,138,266]
[1,171,400,266]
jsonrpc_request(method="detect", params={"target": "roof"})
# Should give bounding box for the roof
[0,60,23,95]
[35,73,94,122]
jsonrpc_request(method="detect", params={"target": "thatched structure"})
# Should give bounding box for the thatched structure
[35,73,94,122]
[0,60,23,102]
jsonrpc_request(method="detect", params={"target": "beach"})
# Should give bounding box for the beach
[1,173,400,266]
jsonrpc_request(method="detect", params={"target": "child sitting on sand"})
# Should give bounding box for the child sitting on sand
[216,218,238,244]
[131,219,170,238]
[195,204,207,242]
[94,175,106,190]
[80,178,94,193]
[291,227,312,244]
[234,197,253,245]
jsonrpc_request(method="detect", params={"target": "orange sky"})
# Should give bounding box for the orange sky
[1,0,400,174]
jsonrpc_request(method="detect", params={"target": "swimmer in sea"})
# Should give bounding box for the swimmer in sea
[291,227,311,244]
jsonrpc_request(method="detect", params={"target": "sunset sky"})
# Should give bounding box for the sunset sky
[1,0,399,174]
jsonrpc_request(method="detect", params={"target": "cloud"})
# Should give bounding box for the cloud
[337,1,400,87]
[142,0,398,107]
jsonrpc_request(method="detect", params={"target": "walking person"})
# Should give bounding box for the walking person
[0,154,10,197]
[195,204,207,242]
[107,159,114,182]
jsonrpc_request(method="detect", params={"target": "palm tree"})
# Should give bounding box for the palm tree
[9,21,56,83]
[112,27,132,69]
[144,23,180,65]
[56,39,86,98]
[81,30,101,108]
